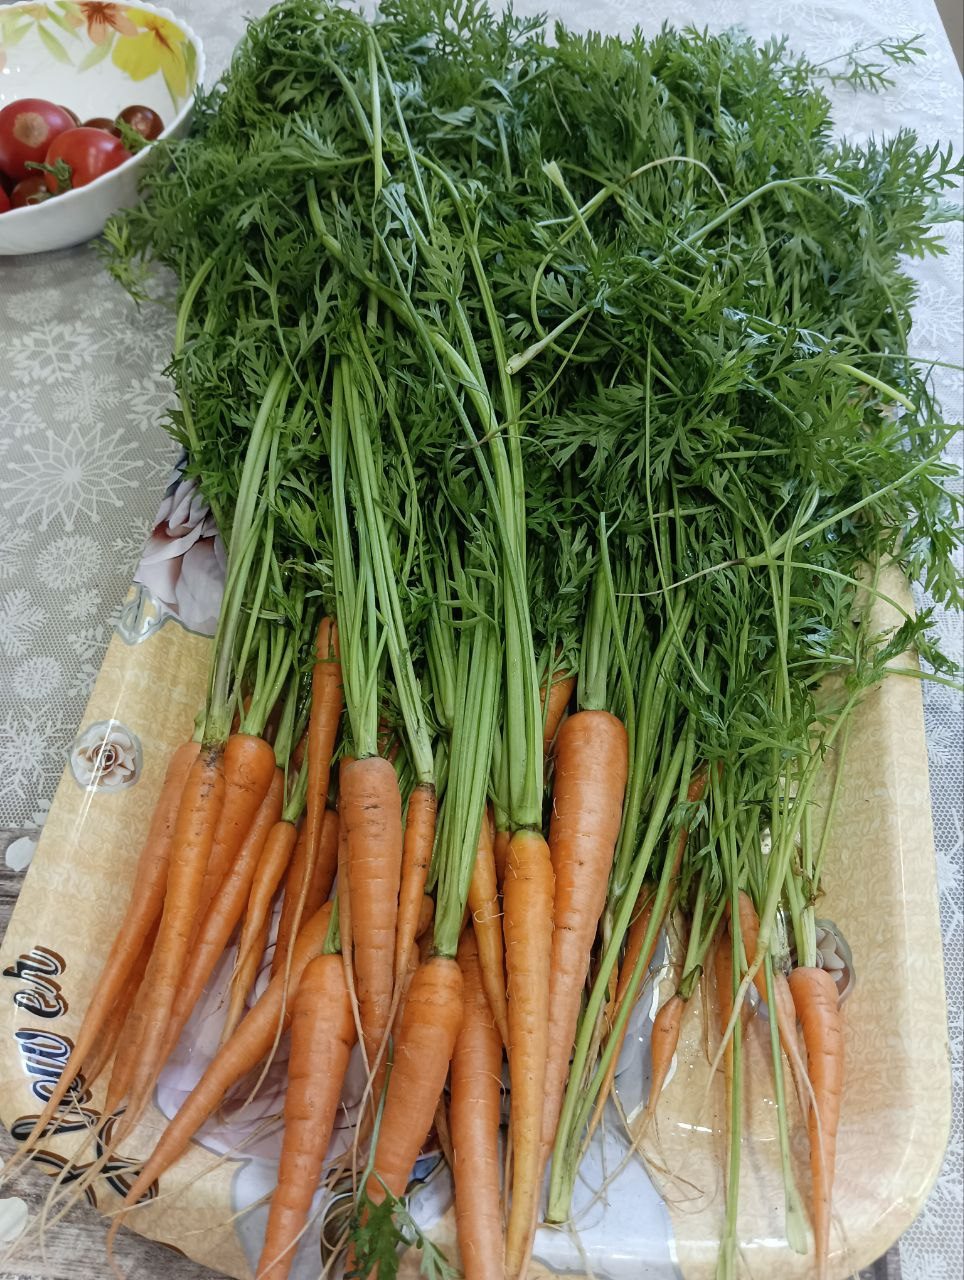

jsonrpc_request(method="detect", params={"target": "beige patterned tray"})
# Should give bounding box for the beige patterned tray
[0,552,950,1279]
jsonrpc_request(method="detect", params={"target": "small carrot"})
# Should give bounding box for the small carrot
[542,672,575,758]
[336,808,354,1027]
[416,893,434,940]
[452,932,505,1280]
[587,887,657,1137]
[197,733,276,919]
[641,991,685,1126]
[270,823,309,977]
[221,817,299,1045]
[13,741,198,1150]
[503,828,554,1280]
[393,783,438,993]
[364,955,464,1205]
[272,620,342,974]
[492,828,510,890]
[109,903,334,1230]
[117,743,227,1136]
[341,755,403,1100]
[468,808,509,1049]
[392,938,421,1035]
[271,810,340,978]
[255,953,355,1280]
[541,710,628,1158]
[82,924,156,1089]
[732,890,807,1108]
[159,771,285,1064]
[788,965,844,1280]
[104,1002,146,1117]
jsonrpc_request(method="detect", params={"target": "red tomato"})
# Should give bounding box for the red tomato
[0,98,75,181]
[117,104,164,141]
[84,116,121,137]
[0,187,10,214]
[59,105,80,125]
[10,174,49,208]
[44,127,131,192]
[0,170,11,196]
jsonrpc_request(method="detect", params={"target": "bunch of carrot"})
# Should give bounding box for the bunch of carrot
[3,3,961,1280]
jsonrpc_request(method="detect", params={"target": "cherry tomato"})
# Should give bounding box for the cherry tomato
[0,170,12,196]
[59,106,80,126]
[0,187,10,214]
[116,104,164,141]
[44,127,131,192]
[0,98,75,181]
[10,174,50,208]
[84,116,121,137]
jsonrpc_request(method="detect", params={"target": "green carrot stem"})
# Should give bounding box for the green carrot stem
[282,759,309,825]
[763,956,808,1253]
[203,364,289,745]
[323,898,341,957]
[342,348,434,786]
[433,574,501,958]
[611,606,693,896]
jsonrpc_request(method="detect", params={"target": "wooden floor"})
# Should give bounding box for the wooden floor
[0,826,902,1278]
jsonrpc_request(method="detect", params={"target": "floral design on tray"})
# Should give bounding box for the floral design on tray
[0,3,197,104]
[69,717,141,791]
[121,467,226,643]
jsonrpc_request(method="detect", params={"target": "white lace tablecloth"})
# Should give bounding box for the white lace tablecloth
[0,1,960,1276]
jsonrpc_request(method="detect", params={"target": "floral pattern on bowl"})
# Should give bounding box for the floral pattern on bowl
[0,1,203,254]
[0,3,197,106]
[69,717,141,790]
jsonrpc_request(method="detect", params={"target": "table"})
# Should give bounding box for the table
[0,1,960,1277]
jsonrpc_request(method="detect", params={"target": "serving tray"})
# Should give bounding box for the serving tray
[0,473,950,1279]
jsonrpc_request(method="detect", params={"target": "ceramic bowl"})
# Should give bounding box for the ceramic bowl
[0,1,203,255]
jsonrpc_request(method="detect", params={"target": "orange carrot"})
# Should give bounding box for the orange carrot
[117,743,227,1135]
[416,893,435,940]
[392,938,421,1035]
[15,740,198,1146]
[541,710,628,1160]
[588,766,709,1138]
[104,1010,142,1117]
[365,955,464,1205]
[542,673,575,758]
[341,755,403,1098]
[503,829,554,1280]
[82,924,156,1089]
[274,620,342,975]
[452,932,505,1280]
[641,992,685,1125]
[110,903,334,1227]
[271,809,339,978]
[221,817,299,1044]
[788,965,843,1280]
[158,771,285,1065]
[255,953,355,1280]
[588,887,658,1136]
[336,810,354,1026]
[393,783,438,992]
[732,890,807,1108]
[493,828,510,890]
[271,822,309,977]
[197,734,276,919]
[468,808,509,1049]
